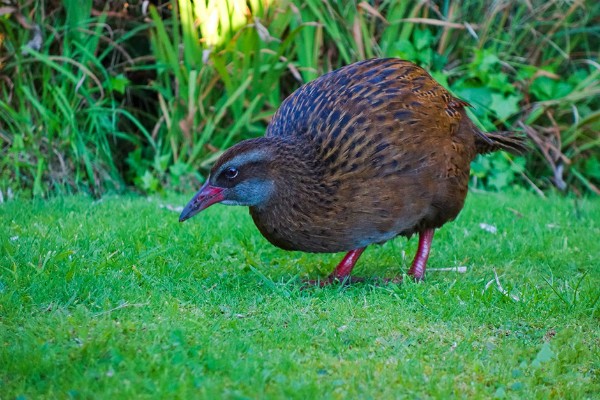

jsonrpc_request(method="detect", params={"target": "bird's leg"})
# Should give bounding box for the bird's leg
[330,247,366,281]
[305,247,366,287]
[407,229,435,281]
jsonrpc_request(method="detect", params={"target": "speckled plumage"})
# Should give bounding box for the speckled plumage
[236,58,522,252]
[181,58,527,282]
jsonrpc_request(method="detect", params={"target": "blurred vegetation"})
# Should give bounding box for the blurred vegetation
[0,0,598,198]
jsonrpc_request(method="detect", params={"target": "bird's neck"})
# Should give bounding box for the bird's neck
[253,137,323,210]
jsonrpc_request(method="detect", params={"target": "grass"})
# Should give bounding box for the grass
[1,190,599,398]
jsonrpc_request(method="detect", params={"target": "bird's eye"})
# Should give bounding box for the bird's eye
[224,166,239,180]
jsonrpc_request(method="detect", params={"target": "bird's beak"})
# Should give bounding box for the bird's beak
[179,181,225,222]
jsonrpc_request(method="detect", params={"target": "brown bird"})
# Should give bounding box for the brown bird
[179,58,527,285]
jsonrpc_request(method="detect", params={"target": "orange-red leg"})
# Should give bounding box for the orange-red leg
[306,247,366,287]
[407,229,434,281]
[306,229,435,287]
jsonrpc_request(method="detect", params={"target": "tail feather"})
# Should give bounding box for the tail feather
[475,131,529,155]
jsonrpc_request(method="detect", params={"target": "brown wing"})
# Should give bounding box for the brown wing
[267,58,475,175]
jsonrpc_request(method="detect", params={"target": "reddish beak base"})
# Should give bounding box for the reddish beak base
[179,182,225,222]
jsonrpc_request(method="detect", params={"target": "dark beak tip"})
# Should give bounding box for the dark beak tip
[178,183,224,223]
[178,209,191,223]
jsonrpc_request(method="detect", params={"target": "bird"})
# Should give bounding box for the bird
[179,58,527,285]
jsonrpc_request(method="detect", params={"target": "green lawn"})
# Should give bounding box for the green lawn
[1,190,598,399]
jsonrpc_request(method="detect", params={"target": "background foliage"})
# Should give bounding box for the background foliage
[1,0,598,198]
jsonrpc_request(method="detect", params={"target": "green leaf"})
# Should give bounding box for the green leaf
[154,153,171,174]
[530,76,555,100]
[109,74,129,94]
[490,93,521,121]
[392,39,416,60]
[141,170,160,192]
[584,157,600,180]
[453,86,494,109]
[413,28,433,50]
[169,161,191,178]
[516,65,537,81]
[488,170,510,190]
[472,50,500,73]
[470,155,491,178]
[481,53,500,71]
[554,82,574,98]
[488,73,515,94]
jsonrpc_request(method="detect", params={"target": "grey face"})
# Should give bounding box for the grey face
[210,144,276,208]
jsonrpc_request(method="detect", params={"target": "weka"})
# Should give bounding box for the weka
[180,58,527,285]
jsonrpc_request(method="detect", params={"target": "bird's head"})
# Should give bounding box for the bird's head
[179,138,278,222]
